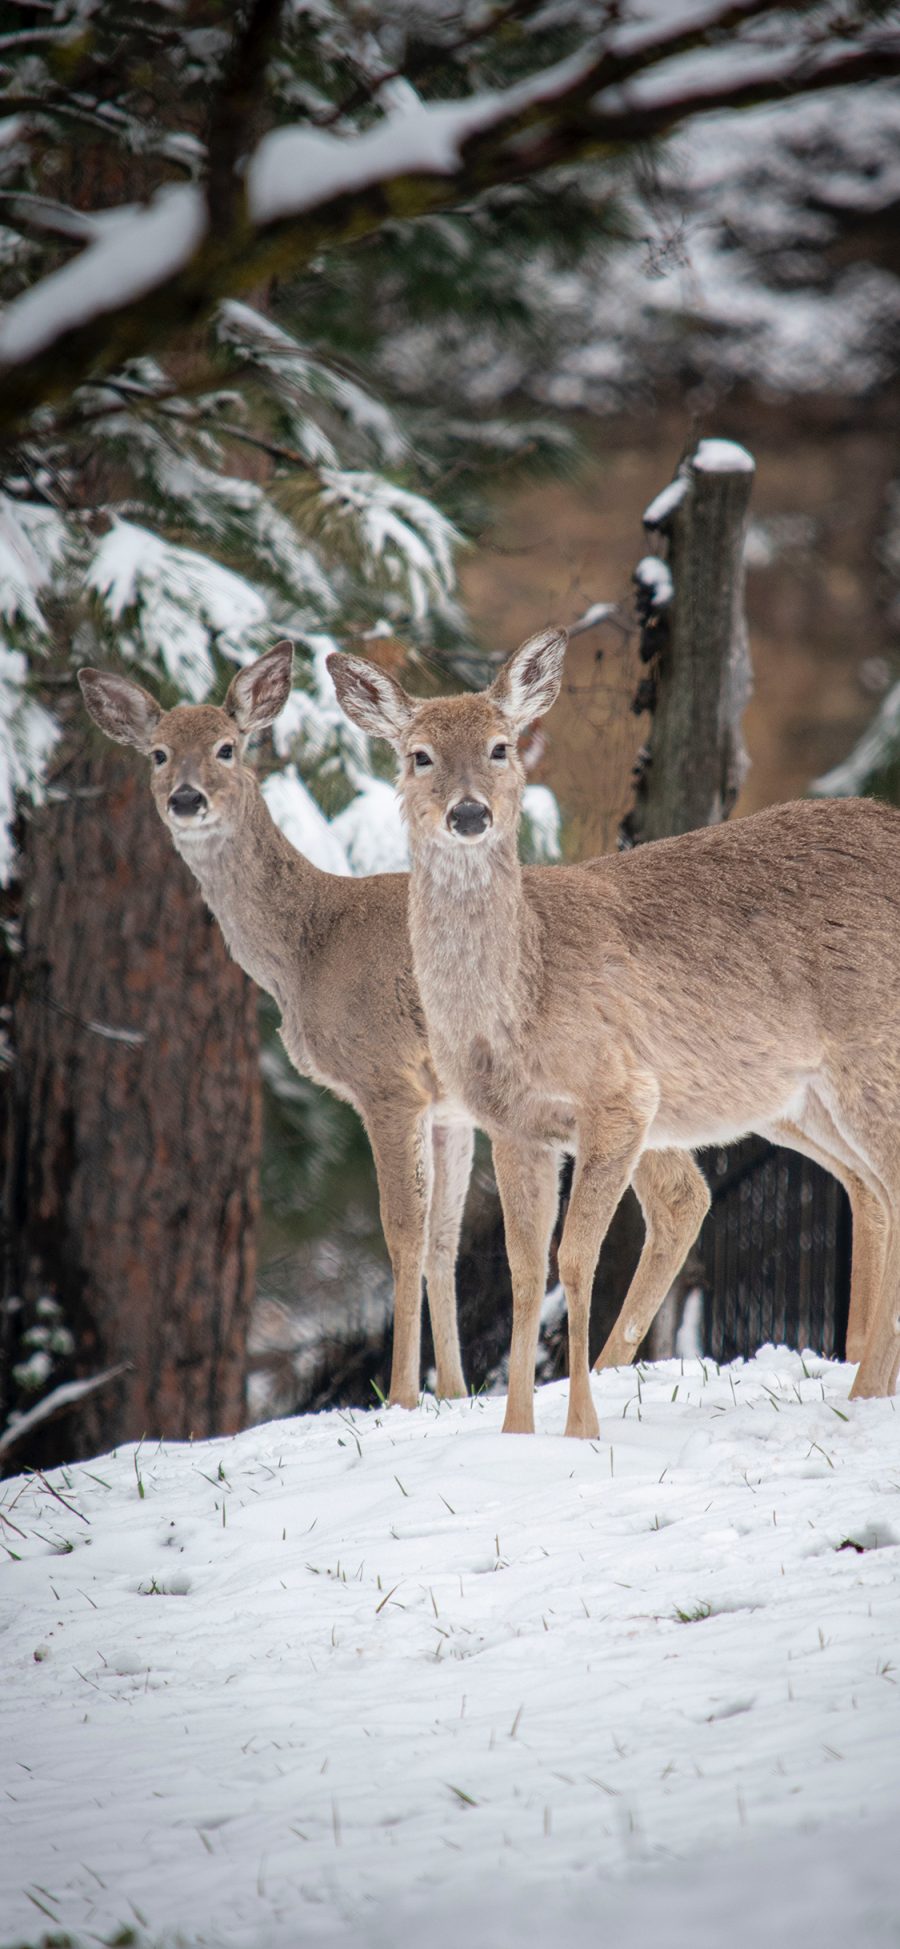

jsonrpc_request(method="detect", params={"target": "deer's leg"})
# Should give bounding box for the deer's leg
[803,1079,900,1400]
[851,1270,900,1396]
[492,1135,562,1436]
[424,1119,474,1399]
[768,1115,889,1365]
[844,1183,890,1364]
[849,1200,900,1400]
[842,1154,900,1400]
[365,1104,432,1411]
[593,1149,710,1371]
[559,1104,652,1439]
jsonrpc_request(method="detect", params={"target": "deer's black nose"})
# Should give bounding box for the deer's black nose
[448,797,491,838]
[168,786,207,819]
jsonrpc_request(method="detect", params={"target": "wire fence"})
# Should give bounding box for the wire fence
[697,1139,852,1363]
[269,1135,855,1414]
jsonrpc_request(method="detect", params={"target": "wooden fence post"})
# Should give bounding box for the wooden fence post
[607,438,755,1361]
[621,438,755,847]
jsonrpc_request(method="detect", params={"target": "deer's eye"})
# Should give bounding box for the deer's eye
[216,742,235,763]
[412,750,433,770]
[490,741,508,762]
[151,749,167,768]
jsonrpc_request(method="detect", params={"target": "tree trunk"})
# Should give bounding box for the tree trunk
[625,442,755,844]
[2,721,260,1471]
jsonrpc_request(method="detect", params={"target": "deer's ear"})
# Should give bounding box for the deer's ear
[326,652,413,748]
[490,628,567,729]
[225,641,294,735]
[78,668,162,751]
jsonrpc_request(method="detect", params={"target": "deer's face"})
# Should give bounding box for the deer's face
[146,703,249,840]
[78,642,295,848]
[326,627,568,860]
[399,694,523,851]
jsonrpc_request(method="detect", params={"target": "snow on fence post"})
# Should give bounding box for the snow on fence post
[620,438,755,848]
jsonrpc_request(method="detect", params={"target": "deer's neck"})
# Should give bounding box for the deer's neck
[407,826,538,1095]
[170,777,322,1014]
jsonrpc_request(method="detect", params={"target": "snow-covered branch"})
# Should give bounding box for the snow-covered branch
[0,2,897,437]
[0,1364,129,1463]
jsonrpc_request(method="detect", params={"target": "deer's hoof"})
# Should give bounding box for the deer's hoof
[593,1344,627,1373]
[564,1405,600,1440]
[848,1369,884,1401]
[434,1373,467,1401]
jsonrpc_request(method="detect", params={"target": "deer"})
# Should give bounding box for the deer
[78,642,711,1417]
[328,627,900,1439]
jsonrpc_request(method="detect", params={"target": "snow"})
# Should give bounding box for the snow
[218,302,408,466]
[675,1287,704,1360]
[643,476,687,527]
[249,99,474,226]
[318,470,457,622]
[0,1368,125,1464]
[10,1347,52,1391]
[247,51,597,227]
[615,441,742,546]
[332,774,409,874]
[86,520,268,701]
[634,554,673,606]
[246,13,894,245]
[625,36,820,111]
[608,0,769,60]
[0,643,58,882]
[0,185,206,368]
[0,497,66,878]
[693,438,756,476]
[0,496,63,628]
[96,386,338,615]
[261,765,350,876]
[522,781,562,861]
[569,599,618,635]
[486,83,900,415]
[2,1351,900,1949]
[812,682,900,799]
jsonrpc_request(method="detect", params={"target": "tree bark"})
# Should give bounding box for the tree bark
[608,441,755,1359]
[626,446,755,843]
[3,720,260,1471]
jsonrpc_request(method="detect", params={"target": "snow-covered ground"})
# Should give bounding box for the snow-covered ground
[3,1351,900,1949]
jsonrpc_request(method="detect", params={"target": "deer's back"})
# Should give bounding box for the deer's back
[530,797,900,1042]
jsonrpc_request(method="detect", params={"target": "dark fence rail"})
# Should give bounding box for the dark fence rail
[697,1139,852,1363]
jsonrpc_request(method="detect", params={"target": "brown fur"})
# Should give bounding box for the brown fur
[329,630,900,1438]
[79,648,470,1408]
[79,644,712,1416]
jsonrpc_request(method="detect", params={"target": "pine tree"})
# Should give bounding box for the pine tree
[2,2,897,1459]
[0,2,572,1459]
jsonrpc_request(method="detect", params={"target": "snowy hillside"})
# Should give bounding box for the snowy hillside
[3,1352,900,1949]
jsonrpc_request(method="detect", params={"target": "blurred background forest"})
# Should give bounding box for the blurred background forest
[1,1,899,1468]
